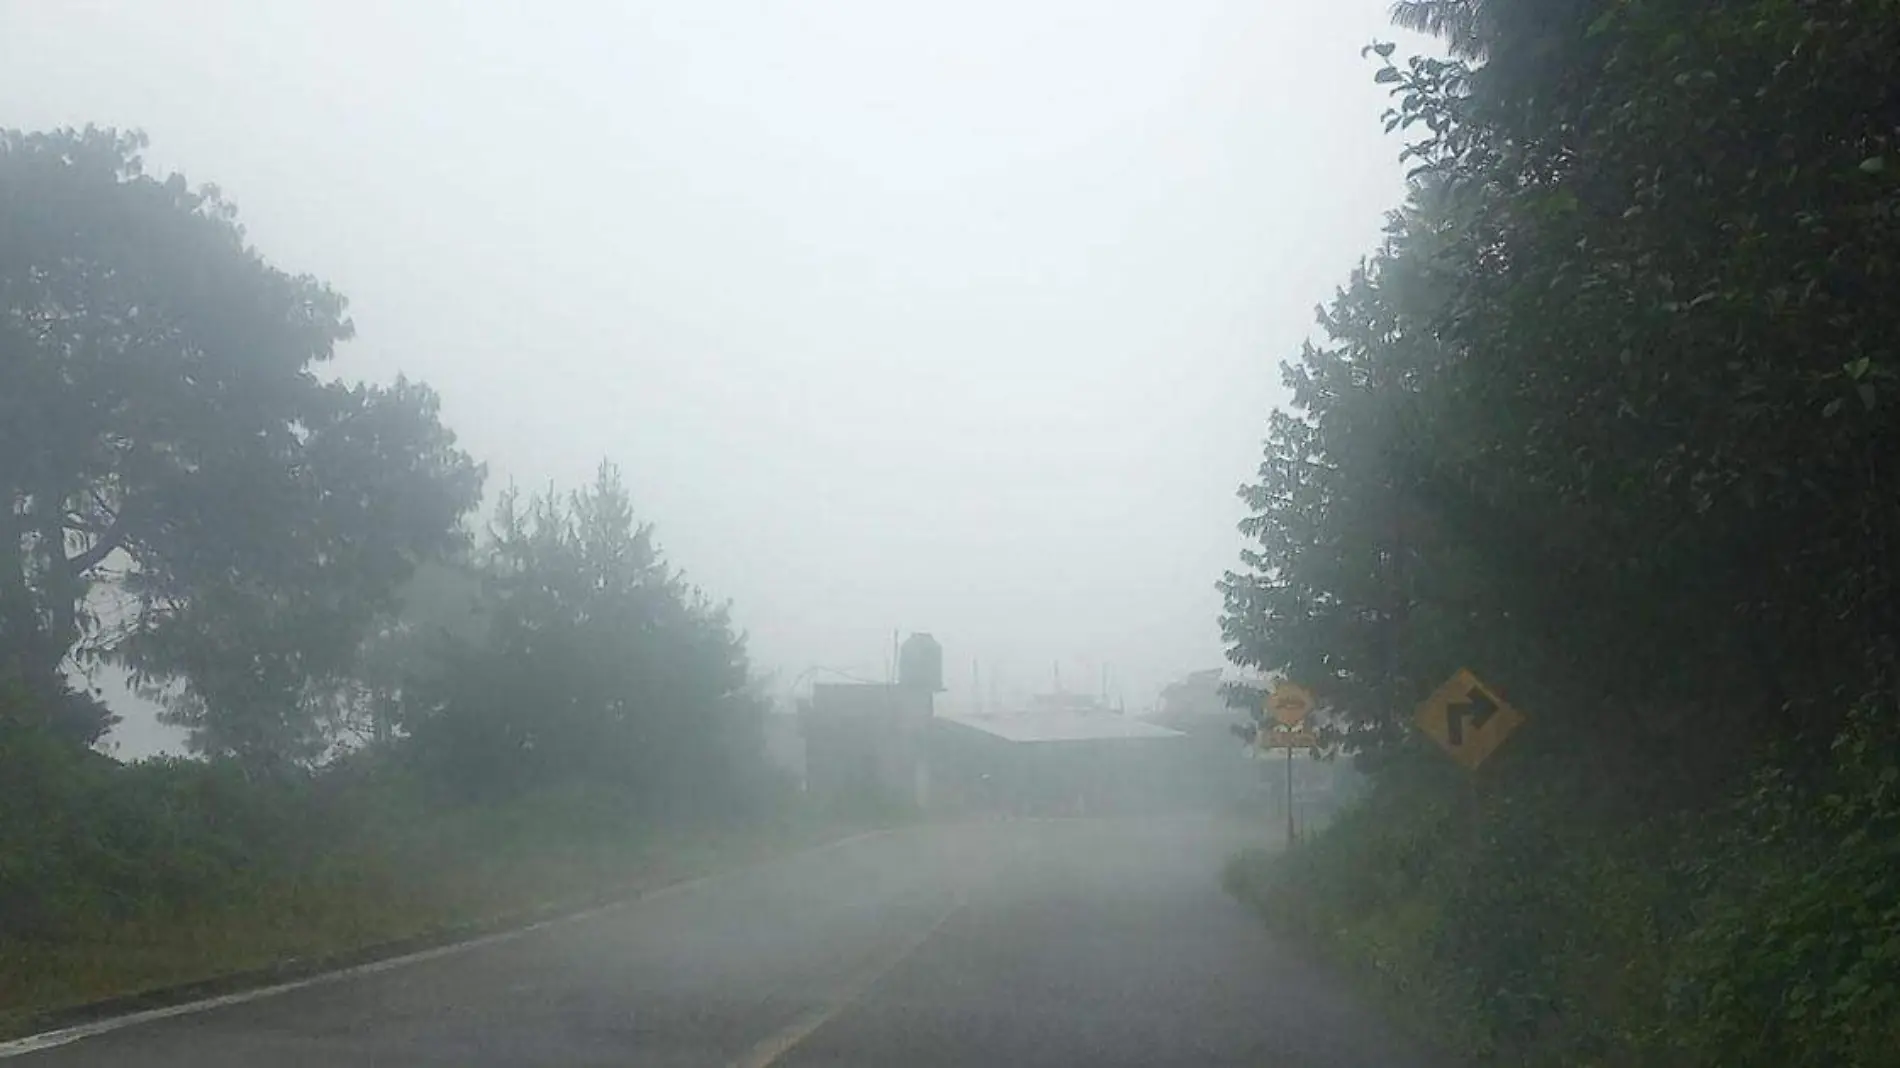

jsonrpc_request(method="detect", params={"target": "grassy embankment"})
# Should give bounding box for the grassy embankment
[1,737,886,1039]
[1224,712,1900,1068]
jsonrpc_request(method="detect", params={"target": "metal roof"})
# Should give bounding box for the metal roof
[936,711,1184,744]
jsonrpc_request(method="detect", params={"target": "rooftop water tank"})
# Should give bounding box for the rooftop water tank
[898,633,944,693]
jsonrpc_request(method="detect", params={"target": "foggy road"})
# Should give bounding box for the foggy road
[9,819,1439,1067]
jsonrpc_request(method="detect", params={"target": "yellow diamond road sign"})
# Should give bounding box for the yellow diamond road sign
[1267,682,1315,727]
[1415,668,1524,771]
[1261,728,1318,750]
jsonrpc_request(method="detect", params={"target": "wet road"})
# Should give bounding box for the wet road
[7,818,1440,1067]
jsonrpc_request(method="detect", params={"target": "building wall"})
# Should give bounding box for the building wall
[927,719,1191,817]
[798,683,932,810]
[762,711,806,786]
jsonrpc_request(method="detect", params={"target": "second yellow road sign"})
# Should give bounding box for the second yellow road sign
[1260,728,1318,750]
[1267,681,1315,727]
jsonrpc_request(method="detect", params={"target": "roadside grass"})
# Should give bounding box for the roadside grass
[1224,720,1900,1068]
[0,788,891,1040]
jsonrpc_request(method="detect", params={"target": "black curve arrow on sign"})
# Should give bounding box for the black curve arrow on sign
[1445,687,1498,748]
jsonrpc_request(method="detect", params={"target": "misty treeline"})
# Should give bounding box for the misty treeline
[0,129,778,963]
[1221,2,1900,1064]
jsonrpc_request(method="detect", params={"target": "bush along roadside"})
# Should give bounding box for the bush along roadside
[0,708,879,1041]
[1224,704,1900,1068]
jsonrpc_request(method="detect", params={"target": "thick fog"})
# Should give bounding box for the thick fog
[2,1,1413,754]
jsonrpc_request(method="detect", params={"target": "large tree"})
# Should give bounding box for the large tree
[1226,0,1900,788]
[405,463,763,810]
[0,127,482,761]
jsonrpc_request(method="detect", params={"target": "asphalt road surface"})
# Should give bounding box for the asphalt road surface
[8,818,1443,1067]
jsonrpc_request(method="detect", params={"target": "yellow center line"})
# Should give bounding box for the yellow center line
[729,895,966,1068]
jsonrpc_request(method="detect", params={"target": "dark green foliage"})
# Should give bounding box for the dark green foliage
[2,669,789,1028]
[0,128,788,1023]
[1224,2,1900,1063]
[0,126,484,768]
[1670,705,1900,1066]
[0,687,312,941]
[401,463,767,813]
[1228,0,1900,780]
[1230,711,1900,1066]
[2,128,774,798]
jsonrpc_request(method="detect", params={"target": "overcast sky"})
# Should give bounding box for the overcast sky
[5,0,1419,753]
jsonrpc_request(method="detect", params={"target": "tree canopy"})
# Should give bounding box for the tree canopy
[1220,5,1900,1060]
[402,464,765,809]
[1,127,483,763]
[1223,0,1900,799]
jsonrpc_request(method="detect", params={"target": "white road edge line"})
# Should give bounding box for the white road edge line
[0,826,901,1059]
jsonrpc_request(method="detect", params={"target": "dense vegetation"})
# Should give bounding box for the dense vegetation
[0,128,791,1030]
[1220,1,1900,1064]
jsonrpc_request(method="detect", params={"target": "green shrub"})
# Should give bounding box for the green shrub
[1,719,324,939]
[1228,707,1900,1067]
[1665,707,1900,1067]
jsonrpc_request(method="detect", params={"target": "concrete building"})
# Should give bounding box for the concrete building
[797,634,943,811]
[798,682,933,810]
[930,698,1186,816]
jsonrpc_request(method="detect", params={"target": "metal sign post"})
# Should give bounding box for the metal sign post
[1261,681,1318,845]
[1285,743,1295,844]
